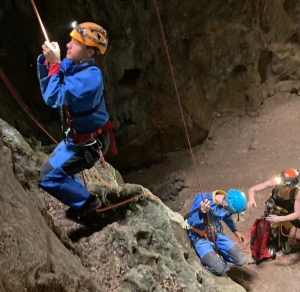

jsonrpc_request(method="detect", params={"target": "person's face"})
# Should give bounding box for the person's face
[66,38,88,64]
[280,184,293,192]
[221,196,229,210]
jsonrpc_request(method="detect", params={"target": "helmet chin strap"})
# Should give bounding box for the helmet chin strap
[79,46,91,64]
[79,46,88,64]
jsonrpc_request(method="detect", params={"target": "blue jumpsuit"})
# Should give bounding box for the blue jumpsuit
[187,191,246,275]
[37,56,110,209]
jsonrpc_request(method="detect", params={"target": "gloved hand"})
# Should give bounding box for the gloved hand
[200,199,211,214]
[42,41,60,62]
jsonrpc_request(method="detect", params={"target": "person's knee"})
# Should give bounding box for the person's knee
[235,253,247,266]
[201,251,229,275]
[39,160,53,182]
[227,245,247,266]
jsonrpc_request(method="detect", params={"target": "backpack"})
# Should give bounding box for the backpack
[250,218,276,264]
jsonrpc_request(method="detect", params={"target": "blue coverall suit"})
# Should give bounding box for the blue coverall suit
[187,191,246,275]
[37,56,110,209]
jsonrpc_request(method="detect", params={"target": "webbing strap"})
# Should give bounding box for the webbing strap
[190,226,207,237]
[71,94,103,118]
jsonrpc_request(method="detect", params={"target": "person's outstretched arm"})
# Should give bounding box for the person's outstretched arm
[247,179,277,210]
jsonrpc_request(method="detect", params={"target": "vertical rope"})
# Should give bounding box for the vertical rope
[152,0,203,193]
[0,67,57,144]
[29,0,50,42]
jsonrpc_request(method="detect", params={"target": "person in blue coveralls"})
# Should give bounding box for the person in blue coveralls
[186,189,247,275]
[37,21,117,215]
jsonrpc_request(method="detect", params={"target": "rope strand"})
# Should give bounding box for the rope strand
[152,0,203,194]
[0,67,57,144]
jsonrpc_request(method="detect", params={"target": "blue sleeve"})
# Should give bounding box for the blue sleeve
[223,215,237,232]
[186,209,207,231]
[37,55,48,79]
[37,61,103,109]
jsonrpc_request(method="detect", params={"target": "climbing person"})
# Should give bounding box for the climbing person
[247,168,300,254]
[185,189,247,275]
[37,21,117,216]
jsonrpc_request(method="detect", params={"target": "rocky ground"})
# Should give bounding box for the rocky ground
[122,93,300,292]
[42,92,300,292]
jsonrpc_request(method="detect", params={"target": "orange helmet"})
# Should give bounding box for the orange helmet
[280,168,300,187]
[70,21,108,55]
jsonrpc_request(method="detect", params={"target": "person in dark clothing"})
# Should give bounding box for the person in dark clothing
[248,168,300,254]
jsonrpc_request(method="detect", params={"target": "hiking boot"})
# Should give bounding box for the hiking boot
[66,195,101,217]
[282,241,291,255]
[83,195,102,211]
[65,196,102,223]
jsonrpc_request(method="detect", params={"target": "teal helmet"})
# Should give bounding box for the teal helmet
[225,189,247,213]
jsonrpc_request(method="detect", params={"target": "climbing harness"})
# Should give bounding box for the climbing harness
[64,103,117,168]
[263,186,300,249]
[183,197,217,246]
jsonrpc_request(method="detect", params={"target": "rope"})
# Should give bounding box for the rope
[0,67,91,187]
[152,0,203,194]
[81,169,88,188]
[95,192,161,213]
[279,222,299,239]
[0,67,57,144]
[228,230,260,284]
[239,266,260,284]
[29,0,50,42]
[89,170,113,188]
[85,171,162,213]
[233,230,251,253]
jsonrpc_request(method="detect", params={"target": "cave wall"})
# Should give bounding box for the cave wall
[0,0,300,170]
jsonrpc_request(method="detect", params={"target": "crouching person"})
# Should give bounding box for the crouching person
[185,189,247,275]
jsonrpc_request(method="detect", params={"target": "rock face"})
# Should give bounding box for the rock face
[0,119,246,291]
[0,120,103,291]
[1,0,300,170]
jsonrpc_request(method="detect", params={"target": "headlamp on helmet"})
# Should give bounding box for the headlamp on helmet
[279,168,300,187]
[70,21,108,55]
[72,21,83,34]
[274,176,281,185]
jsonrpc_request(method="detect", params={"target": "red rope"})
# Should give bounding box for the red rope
[229,230,260,284]
[152,0,203,194]
[240,266,260,284]
[0,67,57,144]
[0,67,90,187]
[233,230,251,253]
[280,223,299,239]
[29,0,50,42]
